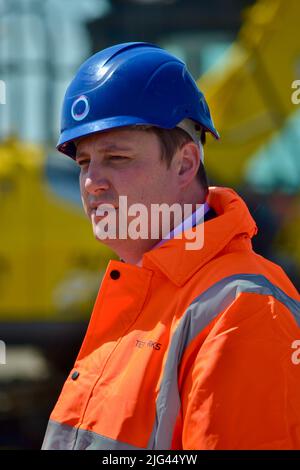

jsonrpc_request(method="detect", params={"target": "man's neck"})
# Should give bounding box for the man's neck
[118,204,209,265]
[109,186,208,265]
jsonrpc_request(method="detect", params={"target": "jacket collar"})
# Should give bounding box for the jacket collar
[142,187,258,286]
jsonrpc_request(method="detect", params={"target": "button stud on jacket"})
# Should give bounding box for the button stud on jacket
[110,270,120,280]
[71,371,80,380]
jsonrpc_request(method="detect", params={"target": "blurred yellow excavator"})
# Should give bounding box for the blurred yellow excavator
[0,137,114,321]
[200,0,300,186]
[199,0,300,269]
[0,137,115,368]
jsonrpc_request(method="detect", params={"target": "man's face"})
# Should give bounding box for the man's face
[75,128,181,247]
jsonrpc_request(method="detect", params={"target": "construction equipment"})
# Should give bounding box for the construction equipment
[198,0,300,269]
[0,137,114,364]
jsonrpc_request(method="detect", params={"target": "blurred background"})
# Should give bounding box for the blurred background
[0,0,299,449]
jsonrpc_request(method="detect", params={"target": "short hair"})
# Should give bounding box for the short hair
[132,125,209,196]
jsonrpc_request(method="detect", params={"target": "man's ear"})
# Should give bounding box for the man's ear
[177,141,201,187]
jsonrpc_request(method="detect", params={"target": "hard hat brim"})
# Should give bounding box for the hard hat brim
[57,115,220,159]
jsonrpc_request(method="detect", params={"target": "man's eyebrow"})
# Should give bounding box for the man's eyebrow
[76,144,134,159]
[100,144,134,153]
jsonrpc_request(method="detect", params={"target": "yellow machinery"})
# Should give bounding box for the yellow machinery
[199,0,300,269]
[0,137,114,321]
[200,0,300,184]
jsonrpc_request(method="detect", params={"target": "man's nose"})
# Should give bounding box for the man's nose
[84,165,110,195]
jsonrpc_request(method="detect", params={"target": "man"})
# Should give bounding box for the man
[42,42,300,450]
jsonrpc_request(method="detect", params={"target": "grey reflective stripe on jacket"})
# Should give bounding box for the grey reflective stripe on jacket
[42,420,142,450]
[150,273,300,449]
[42,273,300,450]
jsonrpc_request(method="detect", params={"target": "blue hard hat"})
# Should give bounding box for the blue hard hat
[57,42,219,158]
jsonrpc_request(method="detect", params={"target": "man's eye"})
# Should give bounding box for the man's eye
[109,155,128,161]
[77,159,89,167]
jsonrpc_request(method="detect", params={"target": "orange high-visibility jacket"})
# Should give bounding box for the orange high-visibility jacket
[42,187,300,450]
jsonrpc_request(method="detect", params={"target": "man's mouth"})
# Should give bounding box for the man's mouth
[91,204,118,218]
